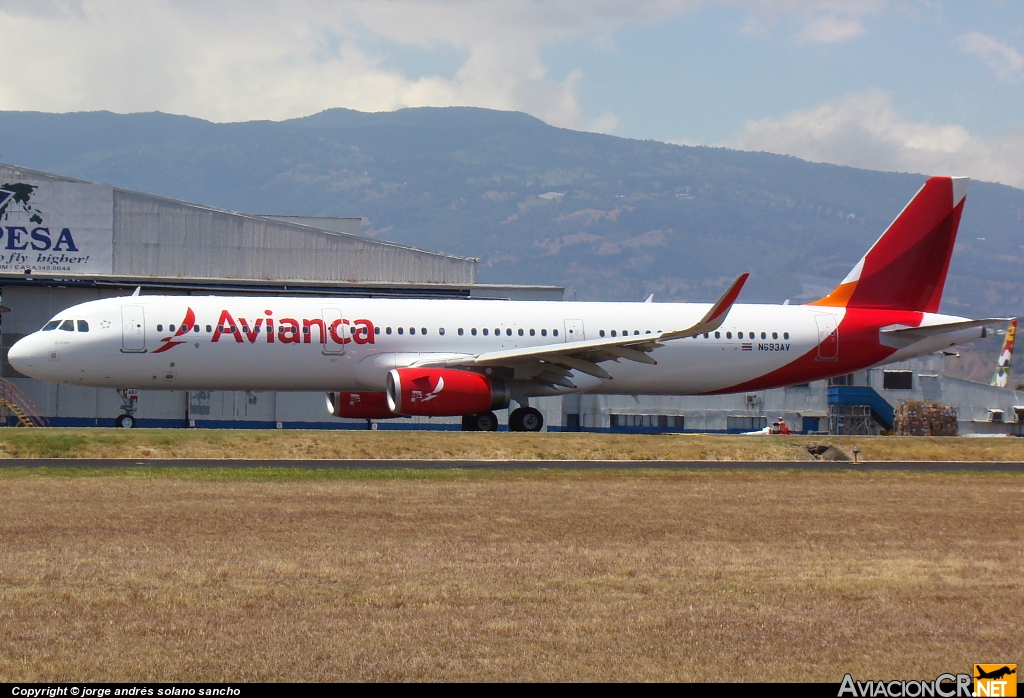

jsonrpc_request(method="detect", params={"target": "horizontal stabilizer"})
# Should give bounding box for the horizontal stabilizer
[880,318,1012,349]
[880,318,1013,340]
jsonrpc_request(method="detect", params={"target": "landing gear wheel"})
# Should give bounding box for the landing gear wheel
[510,407,543,432]
[473,411,499,432]
[508,408,524,432]
[518,407,543,432]
[115,414,136,429]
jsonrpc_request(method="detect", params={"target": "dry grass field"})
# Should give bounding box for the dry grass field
[0,468,1021,682]
[0,428,1023,461]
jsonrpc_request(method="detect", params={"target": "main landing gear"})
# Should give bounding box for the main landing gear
[460,407,544,432]
[462,411,499,431]
[509,407,543,432]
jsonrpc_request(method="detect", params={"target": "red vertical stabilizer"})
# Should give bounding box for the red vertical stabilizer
[810,176,968,313]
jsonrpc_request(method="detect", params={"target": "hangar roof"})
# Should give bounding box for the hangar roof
[0,163,477,286]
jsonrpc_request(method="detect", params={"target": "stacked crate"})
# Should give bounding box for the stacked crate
[894,401,958,436]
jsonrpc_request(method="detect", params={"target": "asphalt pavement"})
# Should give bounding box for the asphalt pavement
[0,458,1022,471]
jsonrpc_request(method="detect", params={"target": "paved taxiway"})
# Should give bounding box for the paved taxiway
[0,458,1022,471]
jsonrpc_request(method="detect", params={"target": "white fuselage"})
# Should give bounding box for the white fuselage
[8,295,981,396]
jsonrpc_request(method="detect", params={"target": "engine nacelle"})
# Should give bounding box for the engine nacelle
[325,391,397,419]
[386,368,509,416]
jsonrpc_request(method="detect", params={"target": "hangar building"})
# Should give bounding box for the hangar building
[0,163,563,428]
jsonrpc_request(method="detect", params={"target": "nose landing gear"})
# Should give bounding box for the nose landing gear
[116,388,139,428]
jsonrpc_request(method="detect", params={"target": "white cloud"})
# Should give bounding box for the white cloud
[798,13,865,43]
[0,0,703,129]
[724,0,884,44]
[954,31,1024,82]
[726,90,1024,188]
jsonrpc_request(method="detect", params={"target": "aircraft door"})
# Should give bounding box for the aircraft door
[564,319,585,343]
[500,321,519,349]
[321,308,346,355]
[814,314,839,361]
[121,305,146,353]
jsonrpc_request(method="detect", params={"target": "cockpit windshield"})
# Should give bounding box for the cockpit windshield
[41,319,89,332]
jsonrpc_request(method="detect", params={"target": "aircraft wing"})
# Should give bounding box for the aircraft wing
[412,274,748,384]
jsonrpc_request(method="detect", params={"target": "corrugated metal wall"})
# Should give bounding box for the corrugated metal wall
[0,163,477,286]
[112,190,475,284]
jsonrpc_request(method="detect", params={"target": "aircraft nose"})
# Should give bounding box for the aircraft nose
[8,335,42,375]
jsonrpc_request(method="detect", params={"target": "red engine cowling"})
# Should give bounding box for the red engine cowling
[326,391,397,419]
[386,368,509,416]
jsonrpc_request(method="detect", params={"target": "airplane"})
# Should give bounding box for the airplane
[992,317,1017,388]
[8,176,1011,430]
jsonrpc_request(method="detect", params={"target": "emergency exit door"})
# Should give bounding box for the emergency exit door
[564,319,585,342]
[321,308,345,355]
[121,305,146,353]
[814,314,839,361]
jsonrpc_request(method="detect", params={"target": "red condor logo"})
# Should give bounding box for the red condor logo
[152,307,196,354]
[153,308,376,353]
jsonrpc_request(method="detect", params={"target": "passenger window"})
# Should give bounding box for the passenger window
[761,332,766,339]
[506,328,512,336]
[242,325,250,332]
[494,328,500,335]
[42,320,60,331]
[737,332,743,339]
[169,324,176,332]
[553,329,559,337]
[715,332,721,339]
[600,330,606,337]
[409,327,416,335]
[483,328,489,336]
[541,329,547,336]
[458,328,464,335]
[374,327,380,335]
[703,333,709,339]
[634,330,639,335]
[206,325,212,333]
[772,332,778,339]
[398,327,404,335]
[59,320,75,331]
[529,329,535,336]
[439,328,445,336]
[77,320,89,332]
[611,330,617,337]
[518,328,524,336]
[783,332,790,340]
[301,327,309,334]
[726,332,732,339]
[193,325,200,333]
[471,328,477,336]
[386,327,392,335]
[157,324,164,332]
[421,328,427,335]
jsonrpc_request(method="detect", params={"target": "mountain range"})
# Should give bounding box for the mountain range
[0,106,1021,326]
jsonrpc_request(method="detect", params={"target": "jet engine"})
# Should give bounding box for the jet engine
[326,391,397,419]
[386,368,509,416]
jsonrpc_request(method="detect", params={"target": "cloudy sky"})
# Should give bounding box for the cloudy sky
[3,1,1024,186]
